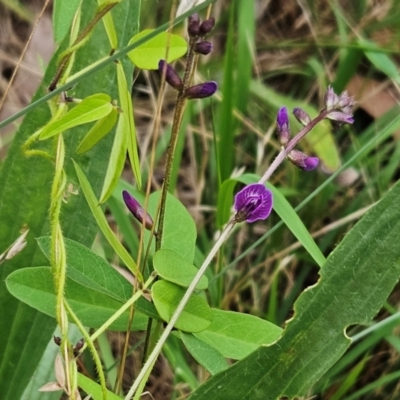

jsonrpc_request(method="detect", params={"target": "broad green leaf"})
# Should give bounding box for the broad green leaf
[39,93,113,140]
[153,249,208,290]
[78,373,122,400]
[217,174,326,267]
[152,280,212,333]
[52,0,81,43]
[128,29,188,70]
[37,236,158,319]
[73,161,140,279]
[180,332,229,375]
[76,108,118,154]
[144,191,197,263]
[116,61,142,189]
[190,180,400,400]
[250,81,341,171]
[0,1,139,397]
[194,309,282,360]
[99,112,128,203]
[6,267,148,331]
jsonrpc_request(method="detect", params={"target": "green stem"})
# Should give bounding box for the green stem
[156,37,197,250]
[64,300,108,400]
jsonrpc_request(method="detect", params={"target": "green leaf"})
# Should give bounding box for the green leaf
[152,280,212,333]
[128,29,188,70]
[52,0,81,43]
[116,61,142,190]
[6,266,149,331]
[78,372,122,400]
[194,309,282,360]
[217,174,326,267]
[250,81,341,171]
[190,180,400,400]
[145,191,197,263]
[73,160,140,279]
[37,236,158,319]
[360,38,400,83]
[98,0,120,50]
[0,1,140,397]
[76,108,118,154]
[99,112,128,203]
[39,93,113,140]
[153,249,208,290]
[180,332,229,375]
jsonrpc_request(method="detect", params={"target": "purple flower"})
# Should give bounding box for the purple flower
[234,184,273,223]
[288,149,319,171]
[185,81,217,99]
[158,60,182,90]
[276,107,290,146]
[324,86,339,110]
[326,111,354,124]
[293,107,311,126]
[122,190,154,231]
[194,41,213,55]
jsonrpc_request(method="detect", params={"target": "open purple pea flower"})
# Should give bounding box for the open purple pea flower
[234,184,273,223]
[122,190,154,231]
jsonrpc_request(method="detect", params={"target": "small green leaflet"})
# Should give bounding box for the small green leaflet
[128,29,188,70]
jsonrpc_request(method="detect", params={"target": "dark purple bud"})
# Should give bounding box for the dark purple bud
[158,60,183,90]
[293,107,311,126]
[194,41,213,55]
[188,13,200,37]
[234,183,273,223]
[199,17,215,35]
[276,107,290,146]
[54,336,62,346]
[288,149,319,171]
[123,190,154,231]
[326,111,354,124]
[73,338,84,357]
[185,81,217,99]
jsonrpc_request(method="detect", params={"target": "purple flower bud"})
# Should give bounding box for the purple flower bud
[194,41,213,55]
[188,13,200,37]
[324,85,339,110]
[326,111,354,124]
[199,17,215,35]
[293,107,311,126]
[288,149,319,171]
[122,190,154,231]
[158,60,183,90]
[337,90,355,109]
[234,183,273,223]
[185,81,217,99]
[276,107,290,146]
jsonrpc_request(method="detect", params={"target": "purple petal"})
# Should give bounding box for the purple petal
[122,190,154,230]
[327,111,354,124]
[303,156,320,171]
[234,183,273,223]
[185,81,218,99]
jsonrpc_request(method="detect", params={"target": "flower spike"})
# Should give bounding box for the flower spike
[234,184,273,223]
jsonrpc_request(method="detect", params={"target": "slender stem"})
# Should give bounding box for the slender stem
[125,219,237,400]
[156,37,197,249]
[259,110,329,184]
